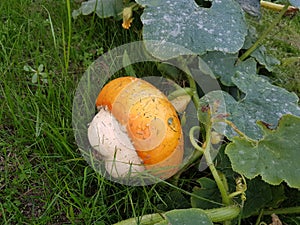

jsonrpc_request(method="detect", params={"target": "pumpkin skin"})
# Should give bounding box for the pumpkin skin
[91,77,184,179]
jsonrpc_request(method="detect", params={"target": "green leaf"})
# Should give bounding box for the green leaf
[31,73,38,84]
[225,114,300,188]
[191,177,222,209]
[41,78,48,84]
[38,64,44,73]
[283,217,300,225]
[164,208,213,225]
[40,72,48,79]
[242,177,285,218]
[23,65,33,72]
[285,188,300,206]
[122,50,136,77]
[215,146,239,193]
[289,0,300,7]
[72,0,123,19]
[157,190,190,211]
[200,72,300,140]
[235,0,261,17]
[158,63,182,81]
[242,25,258,50]
[136,0,247,59]
[201,51,257,86]
[242,23,280,71]
[251,45,280,71]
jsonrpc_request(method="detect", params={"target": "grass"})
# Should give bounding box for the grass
[0,1,167,224]
[250,7,300,95]
[0,0,299,224]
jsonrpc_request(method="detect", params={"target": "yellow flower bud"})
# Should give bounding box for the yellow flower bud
[122,7,134,29]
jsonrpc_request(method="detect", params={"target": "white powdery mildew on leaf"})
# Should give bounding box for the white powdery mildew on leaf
[201,51,257,86]
[136,0,247,59]
[200,72,300,140]
[289,0,300,7]
[226,114,300,188]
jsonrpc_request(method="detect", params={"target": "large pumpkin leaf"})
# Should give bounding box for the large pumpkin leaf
[201,51,257,86]
[225,114,300,188]
[242,178,285,218]
[200,72,300,140]
[250,45,280,72]
[72,0,123,19]
[191,177,222,209]
[136,0,247,60]
[242,26,280,72]
[290,0,300,7]
[156,190,190,211]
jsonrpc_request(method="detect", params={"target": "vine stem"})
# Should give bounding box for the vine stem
[186,69,201,121]
[238,3,289,62]
[255,206,300,216]
[182,64,231,207]
[171,126,204,183]
[170,59,204,183]
[113,206,240,225]
[261,1,298,12]
[170,153,201,185]
[203,128,231,206]
[188,126,231,207]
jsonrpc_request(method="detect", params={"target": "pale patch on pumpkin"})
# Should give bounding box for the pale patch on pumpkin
[88,108,145,178]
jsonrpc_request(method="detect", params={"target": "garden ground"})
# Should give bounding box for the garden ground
[0,0,299,224]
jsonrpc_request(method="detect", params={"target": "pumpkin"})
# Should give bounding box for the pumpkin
[88,77,184,180]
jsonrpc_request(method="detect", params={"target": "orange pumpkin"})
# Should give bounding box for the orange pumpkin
[90,77,184,179]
